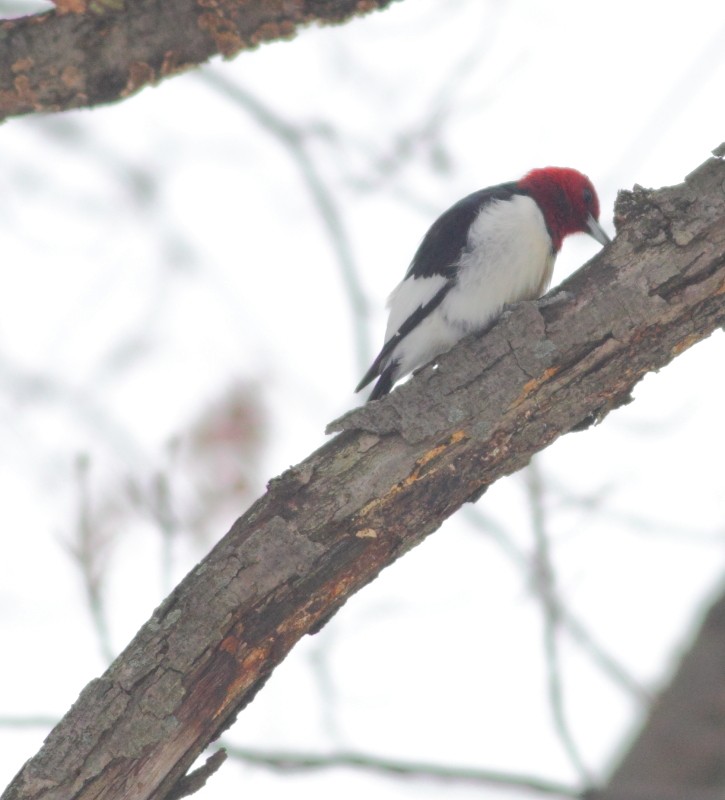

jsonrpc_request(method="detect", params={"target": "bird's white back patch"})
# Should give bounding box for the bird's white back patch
[384,273,448,343]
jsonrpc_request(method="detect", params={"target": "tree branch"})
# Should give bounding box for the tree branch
[0,0,398,121]
[3,148,725,800]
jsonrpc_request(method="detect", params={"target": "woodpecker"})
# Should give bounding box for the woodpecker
[356,167,610,401]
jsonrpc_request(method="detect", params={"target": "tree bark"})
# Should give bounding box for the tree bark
[0,0,398,121]
[3,148,725,800]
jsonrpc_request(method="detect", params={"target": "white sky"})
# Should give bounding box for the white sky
[1,0,725,797]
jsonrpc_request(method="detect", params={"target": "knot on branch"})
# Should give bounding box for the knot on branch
[614,186,677,248]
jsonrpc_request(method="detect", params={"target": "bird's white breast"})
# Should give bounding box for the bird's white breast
[443,193,554,333]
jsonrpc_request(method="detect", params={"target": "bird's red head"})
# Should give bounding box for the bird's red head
[518,167,608,252]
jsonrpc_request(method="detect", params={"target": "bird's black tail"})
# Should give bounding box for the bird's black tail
[366,363,397,401]
[355,356,384,394]
[355,331,404,395]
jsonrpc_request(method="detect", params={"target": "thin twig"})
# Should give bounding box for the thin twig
[550,476,725,543]
[66,454,115,665]
[152,469,178,595]
[347,1,509,194]
[525,459,595,787]
[165,750,227,800]
[224,745,580,797]
[464,505,649,703]
[199,70,372,375]
[307,626,344,743]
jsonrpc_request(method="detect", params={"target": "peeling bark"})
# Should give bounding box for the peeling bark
[0,0,399,120]
[3,149,725,800]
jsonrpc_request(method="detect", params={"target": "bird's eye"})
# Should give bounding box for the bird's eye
[582,187,593,207]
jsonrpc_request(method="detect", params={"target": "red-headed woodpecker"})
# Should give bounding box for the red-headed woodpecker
[356,167,610,400]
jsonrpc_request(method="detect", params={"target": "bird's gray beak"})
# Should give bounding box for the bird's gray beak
[586,213,611,246]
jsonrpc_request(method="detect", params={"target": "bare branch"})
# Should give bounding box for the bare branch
[0,0,399,121]
[465,503,652,704]
[224,745,580,797]
[526,460,594,784]
[165,751,227,800]
[63,454,116,665]
[3,150,725,800]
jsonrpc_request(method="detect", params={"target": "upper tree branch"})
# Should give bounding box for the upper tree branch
[0,0,398,121]
[3,149,725,800]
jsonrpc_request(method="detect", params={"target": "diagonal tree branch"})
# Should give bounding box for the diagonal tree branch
[0,0,399,121]
[3,148,725,800]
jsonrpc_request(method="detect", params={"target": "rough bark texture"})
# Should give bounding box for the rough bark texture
[3,149,725,800]
[0,0,398,121]
[597,581,725,800]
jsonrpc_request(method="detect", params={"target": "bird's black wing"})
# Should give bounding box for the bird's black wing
[355,281,452,393]
[404,183,519,279]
